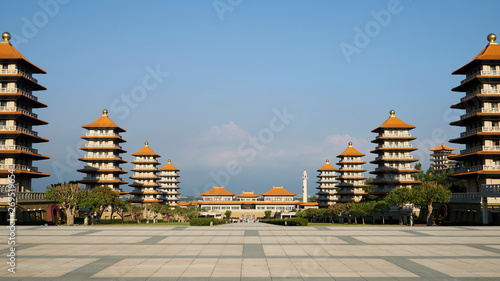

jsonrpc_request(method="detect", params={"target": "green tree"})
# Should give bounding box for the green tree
[329,204,346,223]
[316,208,327,222]
[411,181,451,226]
[308,195,318,202]
[385,187,414,225]
[115,197,131,224]
[373,200,391,224]
[224,210,232,221]
[130,204,142,223]
[304,208,317,222]
[82,185,121,224]
[45,183,85,225]
[264,210,272,219]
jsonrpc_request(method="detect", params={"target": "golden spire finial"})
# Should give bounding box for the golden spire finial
[348,142,352,147]
[102,109,108,116]
[168,159,171,163]
[390,110,395,116]
[145,141,149,146]
[1,32,11,43]
[487,33,497,44]
[326,159,329,164]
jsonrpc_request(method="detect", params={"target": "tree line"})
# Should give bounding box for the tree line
[44,183,200,225]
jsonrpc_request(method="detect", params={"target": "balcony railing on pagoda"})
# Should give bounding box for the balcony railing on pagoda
[0,164,38,172]
[461,145,500,155]
[460,126,500,137]
[0,88,38,100]
[0,125,38,137]
[374,155,414,161]
[461,107,500,119]
[456,165,500,173]
[85,132,120,137]
[0,145,38,154]
[461,69,500,84]
[376,143,413,149]
[0,69,38,83]
[377,132,411,138]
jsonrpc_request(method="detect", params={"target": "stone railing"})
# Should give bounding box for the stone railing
[0,125,38,136]
[0,145,38,154]
[0,164,38,172]
[17,192,46,201]
[0,106,38,119]
[481,184,500,197]
[0,88,38,100]
[375,155,413,161]
[460,126,500,138]
[449,193,481,203]
[85,132,119,137]
[84,143,122,148]
[461,145,500,155]
[0,69,38,83]
[0,184,19,193]
[379,132,411,138]
[460,108,500,119]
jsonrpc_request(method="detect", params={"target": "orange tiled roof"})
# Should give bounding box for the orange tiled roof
[453,35,500,74]
[158,159,179,171]
[317,160,339,171]
[300,202,319,206]
[371,110,415,132]
[238,191,259,198]
[200,186,236,196]
[260,186,297,196]
[429,144,456,151]
[82,110,126,132]
[337,142,365,157]
[131,142,160,156]
[0,35,46,73]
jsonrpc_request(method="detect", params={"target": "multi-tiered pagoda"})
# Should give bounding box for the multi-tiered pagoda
[429,144,457,172]
[130,142,162,204]
[316,160,339,208]
[450,33,500,192]
[78,109,127,193]
[336,142,367,203]
[158,159,181,206]
[370,110,420,197]
[0,32,49,192]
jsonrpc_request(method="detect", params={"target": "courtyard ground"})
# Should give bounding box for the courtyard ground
[1,222,499,280]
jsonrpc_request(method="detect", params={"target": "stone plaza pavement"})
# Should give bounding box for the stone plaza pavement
[1,223,500,280]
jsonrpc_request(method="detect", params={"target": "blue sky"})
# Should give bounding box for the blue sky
[3,0,499,195]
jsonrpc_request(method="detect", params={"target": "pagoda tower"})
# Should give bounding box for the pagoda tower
[450,33,500,192]
[0,32,49,192]
[158,159,181,206]
[78,109,127,193]
[316,160,339,208]
[370,110,420,197]
[129,142,162,204]
[336,142,368,203]
[429,144,457,172]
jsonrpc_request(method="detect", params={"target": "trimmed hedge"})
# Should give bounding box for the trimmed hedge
[261,218,308,226]
[190,218,226,226]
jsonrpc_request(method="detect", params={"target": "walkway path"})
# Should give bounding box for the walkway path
[1,222,500,280]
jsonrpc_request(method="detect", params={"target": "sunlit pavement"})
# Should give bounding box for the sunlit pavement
[1,222,500,280]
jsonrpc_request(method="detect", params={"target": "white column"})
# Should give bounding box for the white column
[302,169,308,203]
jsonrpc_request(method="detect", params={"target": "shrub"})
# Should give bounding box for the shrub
[261,218,308,226]
[189,218,226,226]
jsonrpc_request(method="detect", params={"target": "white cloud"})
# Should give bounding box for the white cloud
[193,121,249,143]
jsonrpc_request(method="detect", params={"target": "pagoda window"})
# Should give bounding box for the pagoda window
[1,82,6,89]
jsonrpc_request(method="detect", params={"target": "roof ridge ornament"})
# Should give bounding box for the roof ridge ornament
[390,109,395,117]
[487,33,497,45]
[1,32,11,44]
[102,109,108,116]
